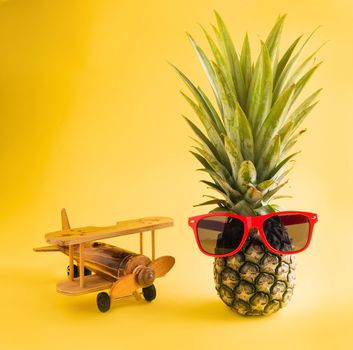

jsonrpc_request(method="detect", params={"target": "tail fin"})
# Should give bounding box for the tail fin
[61,208,71,230]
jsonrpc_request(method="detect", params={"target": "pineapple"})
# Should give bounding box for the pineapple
[173,12,321,315]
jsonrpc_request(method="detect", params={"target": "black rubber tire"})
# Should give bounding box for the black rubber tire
[142,284,157,302]
[97,292,111,312]
[67,265,91,278]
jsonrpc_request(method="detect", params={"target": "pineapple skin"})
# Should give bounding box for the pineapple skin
[214,235,296,316]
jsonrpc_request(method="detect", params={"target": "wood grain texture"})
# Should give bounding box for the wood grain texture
[139,232,143,254]
[148,256,175,278]
[110,274,140,299]
[56,275,113,296]
[134,266,155,287]
[33,245,60,252]
[151,230,155,260]
[61,242,151,281]
[69,245,74,281]
[79,243,84,287]
[45,216,173,245]
[61,208,71,230]
[133,291,142,301]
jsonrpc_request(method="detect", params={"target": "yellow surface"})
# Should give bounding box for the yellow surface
[0,1,352,349]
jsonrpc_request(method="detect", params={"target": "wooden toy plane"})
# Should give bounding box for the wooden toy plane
[34,209,175,312]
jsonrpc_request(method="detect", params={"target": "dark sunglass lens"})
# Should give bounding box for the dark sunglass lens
[197,216,245,255]
[263,214,310,253]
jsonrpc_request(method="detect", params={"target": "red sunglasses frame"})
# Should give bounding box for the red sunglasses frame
[188,211,318,257]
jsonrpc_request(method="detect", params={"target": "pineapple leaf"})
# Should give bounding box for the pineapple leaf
[291,102,319,134]
[211,61,236,122]
[174,14,322,216]
[235,102,254,161]
[179,89,230,167]
[282,129,307,154]
[268,152,300,179]
[228,103,241,152]
[257,134,281,182]
[194,146,233,185]
[183,115,221,161]
[210,206,231,212]
[199,168,242,201]
[240,33,252,94]
[236,160,257,193]
[201,174,225,194]
[246,42,273,133]
[202,195,225,201]
[214,11,247,108]
[278,120,294,147]
[273,26,320,101]
[256,83,295,159]
[290,89,321,127]
[245,185,263,203]
[224,134,243,180]
[197,87,228,134]
[289,61,322,109]
[190,137,218,162]
[200,24,235,98]
[187,33,224,114]
[274,35,303,85]
[262,180,289,202]
[265,14,286,76]
[279,44,324,98]
[272,195,293,200]
[232,200,255,215]
[194,198,227,207]
[267,203,285,211]
[181,92,224,150]
[274,166,293,184]
[200,24,227,71]
[200,180,227,196]
[172,64,225,134]
[282,138,298,156]
[190,151,213,171]
[257,179,276,193]
[254,205,277,215]
[198,168,224,189]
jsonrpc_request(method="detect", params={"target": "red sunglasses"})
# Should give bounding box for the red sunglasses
[188,211,318,257]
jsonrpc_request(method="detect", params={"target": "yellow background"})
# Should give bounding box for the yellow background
[1,0,352,349]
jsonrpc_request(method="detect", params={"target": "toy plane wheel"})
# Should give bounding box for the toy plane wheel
[97,292,111,312]
[142,284,156,302]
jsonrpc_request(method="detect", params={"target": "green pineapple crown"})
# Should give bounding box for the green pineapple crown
[172,12,322,216]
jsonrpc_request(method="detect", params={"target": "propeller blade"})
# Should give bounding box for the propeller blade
[110,273,140,299]
[148,256,175,278]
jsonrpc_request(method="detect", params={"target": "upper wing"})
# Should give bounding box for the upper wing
[45,216,173,245]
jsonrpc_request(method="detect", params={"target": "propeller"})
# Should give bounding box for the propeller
[110,273,140,299]
[110,256,175,299]
[148,256,175,277]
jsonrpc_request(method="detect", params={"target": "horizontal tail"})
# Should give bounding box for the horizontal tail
[33,245,61,252]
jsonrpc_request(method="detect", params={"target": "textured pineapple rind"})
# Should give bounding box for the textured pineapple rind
[213,237,296,316]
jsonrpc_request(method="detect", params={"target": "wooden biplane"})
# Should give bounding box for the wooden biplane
[34,209,175,312]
